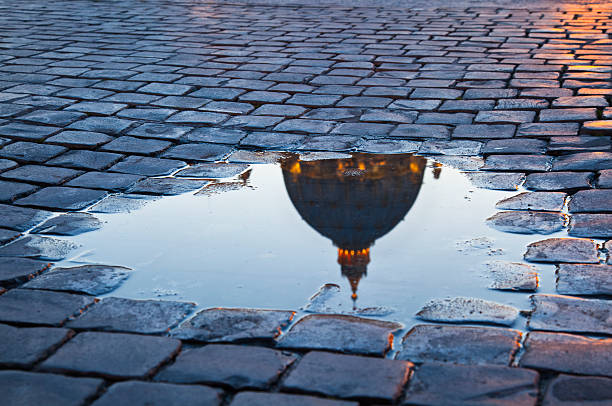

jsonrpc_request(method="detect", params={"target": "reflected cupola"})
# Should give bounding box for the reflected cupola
[281,153,427,305]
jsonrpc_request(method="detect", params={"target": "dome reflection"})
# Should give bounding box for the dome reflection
[281,153,432,305]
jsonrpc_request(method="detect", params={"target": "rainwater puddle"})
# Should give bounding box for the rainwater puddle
[58,153,558,331]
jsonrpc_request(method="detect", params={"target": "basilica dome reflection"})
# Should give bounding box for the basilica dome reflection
[281,153,431,305]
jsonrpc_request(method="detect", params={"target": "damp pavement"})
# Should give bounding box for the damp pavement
[0,0,611,405]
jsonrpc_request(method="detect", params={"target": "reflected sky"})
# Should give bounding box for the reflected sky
[59,154,559,329]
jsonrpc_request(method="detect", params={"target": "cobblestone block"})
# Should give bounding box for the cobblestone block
[542,374,612,406]
[552,152,612,171]
[281,351,410,402]
[397,324,521,366]
[0,203,52,231]
[47,150,123,171]
[46,131,114,148]
[419,140,482,156]
[92,381,223,406]
[517,122,579,137]
[465,172,525,190]
[0,179,38,202]
[0,256,50,288]
[416,296,519,326]
[528,294,611,335]
[403,363,539,406]
[31,212,101,236]
[483,139,547,155]
[569,189,612,213]
[15,186,107,210]
[101,136,171,156]
[67,297,195,334]
[0,235,77,260]
[66,171,143,191]
[0,324,73,367]
[486,211,566,234]
[556,264,612,296]
[68,117,133,135]
[357,139,421,153]
[332,122,395,137]
[41,331,181,379]
[230,392,357,406]
[524,238,598,263]
[173,308,294,344]
[18,110,86,126]
[127,178,209,195]
[1,164,82,185]
[23,264,131,295]
[495,192,566,211]
[156,344,295,389]
[483,155,551,171]
[0,370,103,406]
[166,111,229,125]
[475,110,535,124]
[519,332,612,376]
[0,141,67,163]
[109,156,186,176]
[453,124,515,139]
[0,288,94,326]
[0,122,59,141]
[390,124,450,139]
[277,314,401,356]
[548,136,610,153]
[583,120,612,136]
[524,172,592,191]
[569,213,612,238]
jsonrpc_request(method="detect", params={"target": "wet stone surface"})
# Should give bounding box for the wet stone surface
[66,297,195,334]
[22,264,131,295]
[0,203,52,231]
[464,172,525,191]
[483,261,539,291]
[277,314,401,356]
[15,186,107,211]
[0,235,78,261]
[402,363,539,406]
[281,351,410,403]
[556,264,612,296]
[0,256,50,288]
[230,392,358,406]
[542,374,612,406]
[41,331,181,379]
[30,213,102,236]
[155,344,295,390]
[172,308,295,344]
[0,324,73,368]
[495,192,567,212]
[416,297,519,326]
[175,163,249,178]
[0,288,94,326]
[519,332,612,377]
[397,324,521,366]
[524,238,599,263]
[0,370,104,406]
[528,294,612,335]
[486,211,566,234]
[569,189,612,213]
[91,381,223,406]
[569,213,612,238]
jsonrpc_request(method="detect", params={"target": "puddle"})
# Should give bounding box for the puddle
[57,153,559,331]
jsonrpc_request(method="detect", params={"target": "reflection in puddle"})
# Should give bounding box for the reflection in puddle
[281,154,428,306]
[60,153,558,329]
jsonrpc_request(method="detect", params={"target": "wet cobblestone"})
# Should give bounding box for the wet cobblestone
[0,0,611,403]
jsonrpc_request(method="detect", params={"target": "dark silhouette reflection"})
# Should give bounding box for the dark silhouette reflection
[281,153,436,306]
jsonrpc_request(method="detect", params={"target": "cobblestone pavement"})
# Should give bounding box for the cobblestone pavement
[1,0,612,405]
